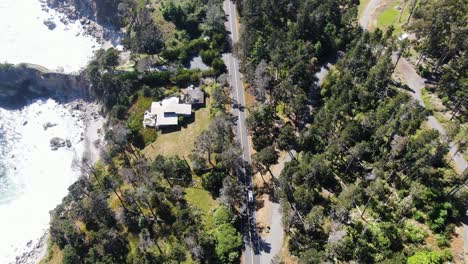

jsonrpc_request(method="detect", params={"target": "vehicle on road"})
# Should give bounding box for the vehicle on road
[248,190,254,203]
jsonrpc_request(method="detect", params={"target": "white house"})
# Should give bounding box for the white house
[143,97,192,128]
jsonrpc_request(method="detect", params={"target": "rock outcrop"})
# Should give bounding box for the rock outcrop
[43,19,57,30]
[50,137,66,150]
[0,64,87,106]
[46,0,122,30]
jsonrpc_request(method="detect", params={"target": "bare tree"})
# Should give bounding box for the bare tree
[249,60,272,100]
[220,144,242,176]
[219,176,245,207]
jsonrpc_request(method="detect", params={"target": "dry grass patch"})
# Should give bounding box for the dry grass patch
[256,193,273,238]
[281,237,300,264]
[39,244,63,264]
[449,225,465,263]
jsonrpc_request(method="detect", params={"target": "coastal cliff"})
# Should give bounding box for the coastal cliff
[0,64,87,106]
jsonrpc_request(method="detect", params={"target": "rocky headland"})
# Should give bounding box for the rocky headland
[0,63,87,107]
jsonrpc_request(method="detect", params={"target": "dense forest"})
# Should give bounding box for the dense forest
[409,0,467,130]
[278,32,465,263]
[237,0,467,263]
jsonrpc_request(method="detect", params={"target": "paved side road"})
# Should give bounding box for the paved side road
[360,1,468,262]
[359,0,381,30]
[393,55,468,173]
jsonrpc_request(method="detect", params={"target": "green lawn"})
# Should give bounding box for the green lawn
[185,177,219,230]
[377,0,411,36]
[138,88,217,229]
[128,95,159,145]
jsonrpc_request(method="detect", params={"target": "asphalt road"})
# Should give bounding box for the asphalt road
[393,55,467,173]
[222,1,260,263]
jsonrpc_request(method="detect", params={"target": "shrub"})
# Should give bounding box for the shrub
[413,211,426,223]
[428,202,457,233]
[214,223,242,263]
[141,71,171,87]
[407,250,452,264]
[161,48,181,61]
[62,245,80,264]
[436,234,450,248]
[111,105,127,120]
[201,170,225,196]
[200,49,219,66]
[213,205,235,226]
[171,72,192,87]
[403,223,428,244]
[212,58,226,74]
[178,49,189,64]
[187,38,209,54]
[211,32,228,51]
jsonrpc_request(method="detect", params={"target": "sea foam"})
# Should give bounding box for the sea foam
[0,0,108,262]
[0,100,87,263]
[0,0,99,73]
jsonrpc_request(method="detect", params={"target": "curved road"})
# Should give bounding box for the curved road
[359,0,381,30]
[360,1,468,262]
[360,0,467,174]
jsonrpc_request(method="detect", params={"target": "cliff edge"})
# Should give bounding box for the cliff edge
[0,64,87,106]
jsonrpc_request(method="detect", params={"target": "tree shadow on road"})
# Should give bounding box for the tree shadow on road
[392,80,415,93]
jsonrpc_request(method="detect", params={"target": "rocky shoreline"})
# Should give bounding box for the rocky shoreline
[12,99,105,264]
[14,233,47,264]
[1,1,112,262]
[40,0,125,46]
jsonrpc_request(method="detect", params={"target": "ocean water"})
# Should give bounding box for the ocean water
[0,0,106,262]
[0,100,86,263]
[0,0,99,72]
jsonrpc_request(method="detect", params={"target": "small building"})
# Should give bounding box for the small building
[143,97,192,128]
[185,85,205,105]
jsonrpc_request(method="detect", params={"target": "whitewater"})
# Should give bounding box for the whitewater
[0,100,88,262]
[0,0,108,262]
[0,0,99,73]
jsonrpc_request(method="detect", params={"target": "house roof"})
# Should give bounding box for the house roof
[150,97,192,126]
[185,85,205,104]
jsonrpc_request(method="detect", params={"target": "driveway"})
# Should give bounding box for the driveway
[359,0,381,29]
